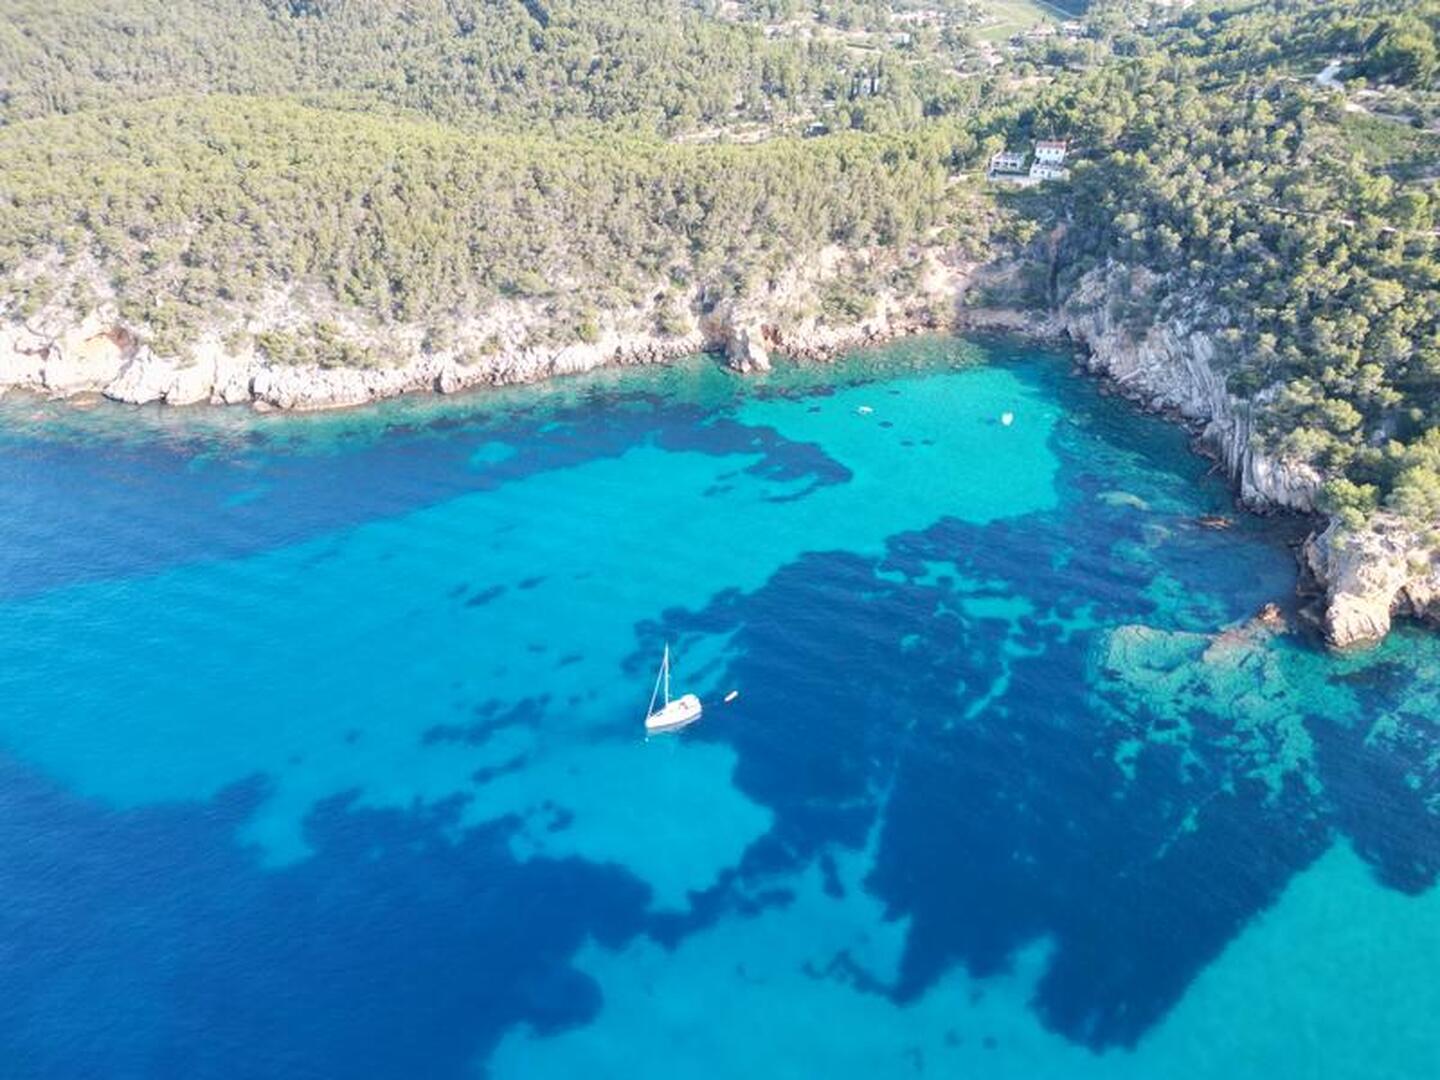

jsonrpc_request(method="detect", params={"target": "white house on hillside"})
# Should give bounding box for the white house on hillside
[989,149,1027,176]
[1030,140,1071,181]
[989,140,1073,184]
[1034,139,1069,166]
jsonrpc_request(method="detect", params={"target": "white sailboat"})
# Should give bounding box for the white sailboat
[644,644,702,734]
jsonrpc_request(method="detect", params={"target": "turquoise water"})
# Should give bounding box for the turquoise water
[1,337,1437,1078]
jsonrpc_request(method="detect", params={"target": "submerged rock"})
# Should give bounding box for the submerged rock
[1256,602,1287,631]
[1097,490,1150,512]
[1095,618,1323,798]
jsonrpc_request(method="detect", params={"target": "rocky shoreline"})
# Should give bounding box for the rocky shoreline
[0,306,710,412]
[2,257,1436,649]
[1049,264,1439,651]
[0,247,969,412]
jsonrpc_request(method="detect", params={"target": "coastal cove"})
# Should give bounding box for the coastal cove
[5,289,1438,650]
[3,0,1437,660]
[2,337,1439,1078]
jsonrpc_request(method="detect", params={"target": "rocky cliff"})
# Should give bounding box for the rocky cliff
[1056,266,1321,513]
[0,303,708,411]
[0,246,968,411]
[5,254,1436,648]
[1302,517,1440,649]
[1055,264,1439,649]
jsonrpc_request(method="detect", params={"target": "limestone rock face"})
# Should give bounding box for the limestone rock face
[1059,267,1321,513]
[1055,266,1440,646]
[104,349,174,404]
[250,362,427,411]
[0,315,171,400]
[34,318,138,395]
[13,313,213,405]
[435,364,466,395]
[170,339,229,405]
[104,345,223,406]
[166,357,218,406]
[699,301,770,373]
[212,350,256,405]
[0,325,49,388]
[1303,516,1440,648]
[726,322,772,373]
[2,243,972,410]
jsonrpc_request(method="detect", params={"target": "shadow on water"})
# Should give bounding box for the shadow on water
[4,342,1437,1071]
[635,357,1432,1051]
[658,524,1322,1048]
[0,378,851,602]
[0,754,650,1080]
[1316,650,1440,895]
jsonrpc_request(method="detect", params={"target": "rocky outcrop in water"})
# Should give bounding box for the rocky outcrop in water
[701,302,775,375]
[1302,516,1440,649]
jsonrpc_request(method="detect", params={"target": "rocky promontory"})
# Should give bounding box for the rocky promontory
[1053,264,1439,649]
[1302,517,1440,649]
[1056,265,1321,513]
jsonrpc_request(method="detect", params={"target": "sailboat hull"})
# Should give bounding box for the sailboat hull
[645,693,702,734]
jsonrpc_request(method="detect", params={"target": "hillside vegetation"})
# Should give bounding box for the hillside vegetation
[1,0,1438,522]
[1031,0,1440,522]
[0,97,987,361]
[0,0,1003,134]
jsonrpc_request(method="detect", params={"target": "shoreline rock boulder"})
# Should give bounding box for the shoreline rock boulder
[725,322,772,373]
[1303,516,1440,648]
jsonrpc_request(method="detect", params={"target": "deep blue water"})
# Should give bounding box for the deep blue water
[1,338,1438,1079]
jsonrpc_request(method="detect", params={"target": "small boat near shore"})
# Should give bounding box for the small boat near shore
[645,645,702,735]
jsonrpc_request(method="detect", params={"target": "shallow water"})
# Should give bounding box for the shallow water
[1,337,1437,1079]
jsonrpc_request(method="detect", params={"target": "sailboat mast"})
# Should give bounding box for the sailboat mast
[663,644,671,706]
[647,648,664,721]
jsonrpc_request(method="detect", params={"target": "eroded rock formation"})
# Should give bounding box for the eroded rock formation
[1303,517,1440,649]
